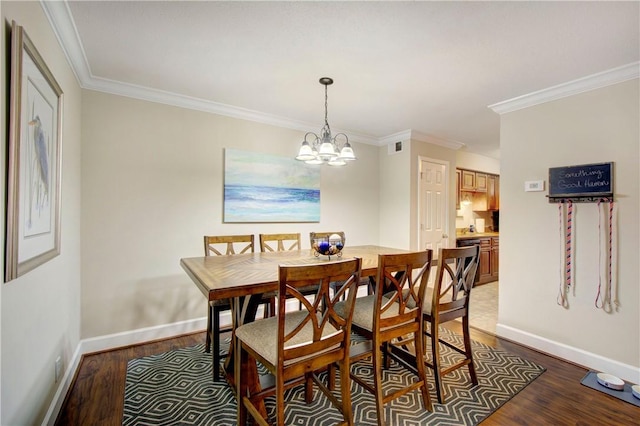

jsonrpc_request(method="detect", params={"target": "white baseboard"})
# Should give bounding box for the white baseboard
[43,316,639,425]
[496,323,640,384]
[42,317,210,425]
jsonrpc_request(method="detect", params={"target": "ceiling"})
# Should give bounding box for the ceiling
[49,1,639,159]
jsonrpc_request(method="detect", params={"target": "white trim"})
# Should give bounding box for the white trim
[496,323,640,384]
[489,62,640,114]
[40,317,640,424]
[40,0,379,146]
[41,344,83,426]
[411,131,466,150]
[40,0,92,85]
[378,130,466,150]
[41,317,208,425]
[378,130,412,146]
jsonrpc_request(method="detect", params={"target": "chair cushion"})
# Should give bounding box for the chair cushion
[236,310,340,366]
[335,294,400,332]
[420,287,457,316]
[421,287,434,314]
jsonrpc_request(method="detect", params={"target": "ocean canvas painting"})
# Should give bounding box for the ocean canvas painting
[224,149,320,222]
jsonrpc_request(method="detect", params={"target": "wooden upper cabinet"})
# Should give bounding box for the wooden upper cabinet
[461,170,476,191]
[456,169,461,210]
[458,168,499,211]
[475,173,488,192]
[487,174,499,210]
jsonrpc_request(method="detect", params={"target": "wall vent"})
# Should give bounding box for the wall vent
[388,141,403,155]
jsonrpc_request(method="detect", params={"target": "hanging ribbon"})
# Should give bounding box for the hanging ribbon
[595,199,605,309]
[565,200,573,293]
[557,201,569,308]
[595,199,617,312]
[610,201,619,311]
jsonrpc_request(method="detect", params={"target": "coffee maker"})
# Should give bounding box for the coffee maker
[492,210,499,231]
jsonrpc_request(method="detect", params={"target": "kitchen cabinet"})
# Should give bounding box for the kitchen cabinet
[456,169,461,209]
[456,168,499,211]
[475,173,488,192]
[477,238,492,283]
[458,236,498,285]
[490,237,499,281]
[487,175,499,210]
[459,169,488,192]
[461,170,476,191]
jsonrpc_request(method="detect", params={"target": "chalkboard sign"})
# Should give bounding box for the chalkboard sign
[548,162,613,199]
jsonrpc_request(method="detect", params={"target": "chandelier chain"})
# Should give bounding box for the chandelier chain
[324,84,329,126]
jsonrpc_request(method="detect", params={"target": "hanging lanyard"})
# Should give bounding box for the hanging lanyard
[595,199,616,311]
[557,200,571,308]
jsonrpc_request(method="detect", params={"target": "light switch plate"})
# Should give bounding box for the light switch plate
[525,180,545,192]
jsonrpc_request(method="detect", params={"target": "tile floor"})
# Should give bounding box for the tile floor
[468,280,498,334]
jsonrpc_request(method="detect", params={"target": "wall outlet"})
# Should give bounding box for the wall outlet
[55,356,62,383]
[524,180,545,192]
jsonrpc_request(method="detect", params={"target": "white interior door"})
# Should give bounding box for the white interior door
[418,159,449,257]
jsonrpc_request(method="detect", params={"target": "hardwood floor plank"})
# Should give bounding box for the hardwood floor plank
[55,328,639,425]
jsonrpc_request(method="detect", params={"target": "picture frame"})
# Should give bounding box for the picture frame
[223,149,321,223]
[5,22,63,282]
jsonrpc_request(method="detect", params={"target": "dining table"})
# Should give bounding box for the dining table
[182,244,436,424]
[180,245,411,382]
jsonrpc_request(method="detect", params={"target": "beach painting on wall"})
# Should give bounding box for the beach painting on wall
[224,149,320,222]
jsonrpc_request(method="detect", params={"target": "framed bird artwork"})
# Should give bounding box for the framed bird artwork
[5,22,63,282]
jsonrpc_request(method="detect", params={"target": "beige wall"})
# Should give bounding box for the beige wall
[1,2,83,425]
[378,144,411,248]
[80,90,380,338]
[498,79,639,380]
[456,150,500,175]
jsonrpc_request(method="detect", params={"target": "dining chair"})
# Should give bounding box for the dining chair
[310,231,373,300]
[235,258,362,426]
[259,233,301,252]
[335,250,433,426]
[203,234,255,382]
[422,245,481,403]
[260,233,313,310]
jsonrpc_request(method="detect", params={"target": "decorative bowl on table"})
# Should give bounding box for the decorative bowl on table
[312,234,344,258]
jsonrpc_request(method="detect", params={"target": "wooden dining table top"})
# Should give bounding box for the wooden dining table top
[180,245,410,301]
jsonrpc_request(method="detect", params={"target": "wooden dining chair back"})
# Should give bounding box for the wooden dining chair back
[235,258,362,426]
[423,245,481,403]
[259,233,301,252]
[203,234,255,381]
[204,234,254,256]
[336,250,433,426]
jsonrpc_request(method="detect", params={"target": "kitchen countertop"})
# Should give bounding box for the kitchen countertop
[456,232,499,240]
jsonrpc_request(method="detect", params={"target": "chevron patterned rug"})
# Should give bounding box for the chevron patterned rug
[123,329,544,425]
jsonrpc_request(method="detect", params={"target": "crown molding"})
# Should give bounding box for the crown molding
[40,0,379,146]
[377,130,412,146]
[40,0,92,85]
[377,130,465,150]
[410,130,466,150]
[489,62,640,115]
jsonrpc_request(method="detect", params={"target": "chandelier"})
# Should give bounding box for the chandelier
[295,77,356,166]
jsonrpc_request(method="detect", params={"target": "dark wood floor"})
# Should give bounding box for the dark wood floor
[56,325,639,425]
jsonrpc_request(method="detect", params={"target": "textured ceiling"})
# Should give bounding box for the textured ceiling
[60,1,639,158]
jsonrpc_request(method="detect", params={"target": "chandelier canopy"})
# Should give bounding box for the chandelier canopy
[295,77,356,166]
